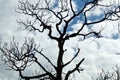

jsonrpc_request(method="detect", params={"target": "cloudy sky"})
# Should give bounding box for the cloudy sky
[0,0,120,80]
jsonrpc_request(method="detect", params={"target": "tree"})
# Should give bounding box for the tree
[0,0,120,80]
[92,66,120,80]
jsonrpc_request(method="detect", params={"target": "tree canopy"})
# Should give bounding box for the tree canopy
[0,0,120,80]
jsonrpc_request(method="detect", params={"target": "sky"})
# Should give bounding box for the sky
[0,0,120,80]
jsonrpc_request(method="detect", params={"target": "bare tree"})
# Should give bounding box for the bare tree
[92,66,120,80]
[0,0,120,80]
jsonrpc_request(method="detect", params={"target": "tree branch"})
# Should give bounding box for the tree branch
[64,58,85,80]
[34,48,57,71]
[63,48,80,68]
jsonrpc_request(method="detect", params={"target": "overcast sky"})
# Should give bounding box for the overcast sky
[0,0,120,80]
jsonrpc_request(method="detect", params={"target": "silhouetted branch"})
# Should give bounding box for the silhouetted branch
[63,48,80,67]
[0,38,36,71]
[65,58,85,80]
[0,38,57,80]
[34,48,57,70]
[93,66,120,80]
[19,70,48,80]
[1,0,120,80]
[34,59,55,80]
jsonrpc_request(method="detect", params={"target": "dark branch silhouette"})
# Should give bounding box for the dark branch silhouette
[92,66,120,80]
[0,0,120,80]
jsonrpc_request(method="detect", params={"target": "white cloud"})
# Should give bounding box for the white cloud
[75,37,120,79]
[0,0,120,80]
